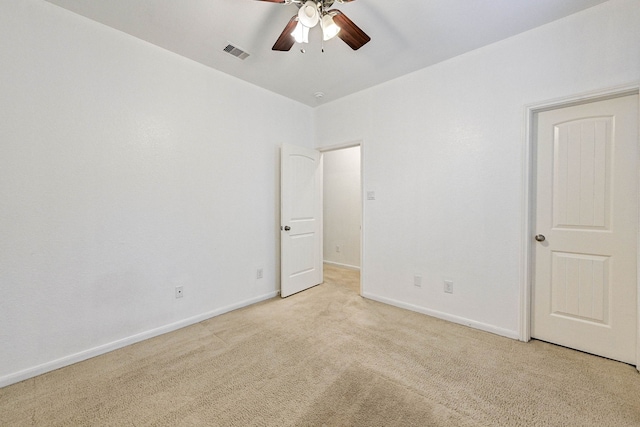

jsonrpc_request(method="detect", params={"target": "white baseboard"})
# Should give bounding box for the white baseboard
[361,292,520,340]
[0,291,279,388]
[323,260,360,271]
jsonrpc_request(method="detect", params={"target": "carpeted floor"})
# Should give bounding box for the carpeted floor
[1,264,639,426]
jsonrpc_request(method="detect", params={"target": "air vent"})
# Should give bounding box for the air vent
[223,44,250,60]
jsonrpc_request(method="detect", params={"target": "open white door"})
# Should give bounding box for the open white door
[281,144,322,297]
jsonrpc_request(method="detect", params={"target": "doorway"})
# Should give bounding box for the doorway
[321,144,362,294]
[527,90,639,365]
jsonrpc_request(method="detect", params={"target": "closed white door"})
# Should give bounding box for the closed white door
[280,144,322,298]
[532,94,638,364]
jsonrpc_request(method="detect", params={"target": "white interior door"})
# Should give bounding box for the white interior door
[532,94,638,364]
[281,144,322,298]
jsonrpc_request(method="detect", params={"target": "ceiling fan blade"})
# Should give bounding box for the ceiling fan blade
[272,16,298,51]
[330,10,370,50]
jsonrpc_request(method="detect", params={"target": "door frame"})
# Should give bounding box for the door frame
[319,140,365,296]
[520,83,640,369]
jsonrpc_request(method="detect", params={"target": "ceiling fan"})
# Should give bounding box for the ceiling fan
[256,0,371,51]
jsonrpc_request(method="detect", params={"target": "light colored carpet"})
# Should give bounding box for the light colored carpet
[1,264,639,426]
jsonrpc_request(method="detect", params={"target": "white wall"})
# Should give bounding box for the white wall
[323,147,361,269]
[0,0,313,386]
[314,0,640,338]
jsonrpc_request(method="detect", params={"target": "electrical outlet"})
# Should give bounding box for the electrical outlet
[336,245,341,253]
[257,268,263,279]
[175,286,184,299]
[414,275,422,288]
[444,280,453,294]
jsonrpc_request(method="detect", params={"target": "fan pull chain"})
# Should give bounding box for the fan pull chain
[320,2,325,53]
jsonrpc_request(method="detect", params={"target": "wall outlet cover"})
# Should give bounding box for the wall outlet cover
[444,280,453,294]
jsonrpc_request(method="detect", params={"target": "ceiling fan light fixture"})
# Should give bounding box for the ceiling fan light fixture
[291,20,310,44]
[261,0,370,52]
[298,1,319,28]
[321,14,340,41]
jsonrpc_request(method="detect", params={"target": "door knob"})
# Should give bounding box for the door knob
[535,234,546,242]
[284,226,291,231]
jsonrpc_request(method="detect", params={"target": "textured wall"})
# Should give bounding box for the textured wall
[0,0,313,385]
[314,0,640,337]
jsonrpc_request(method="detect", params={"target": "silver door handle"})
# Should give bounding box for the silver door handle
[535,234,546,242]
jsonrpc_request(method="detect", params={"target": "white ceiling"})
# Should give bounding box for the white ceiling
[44,0,607,107]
